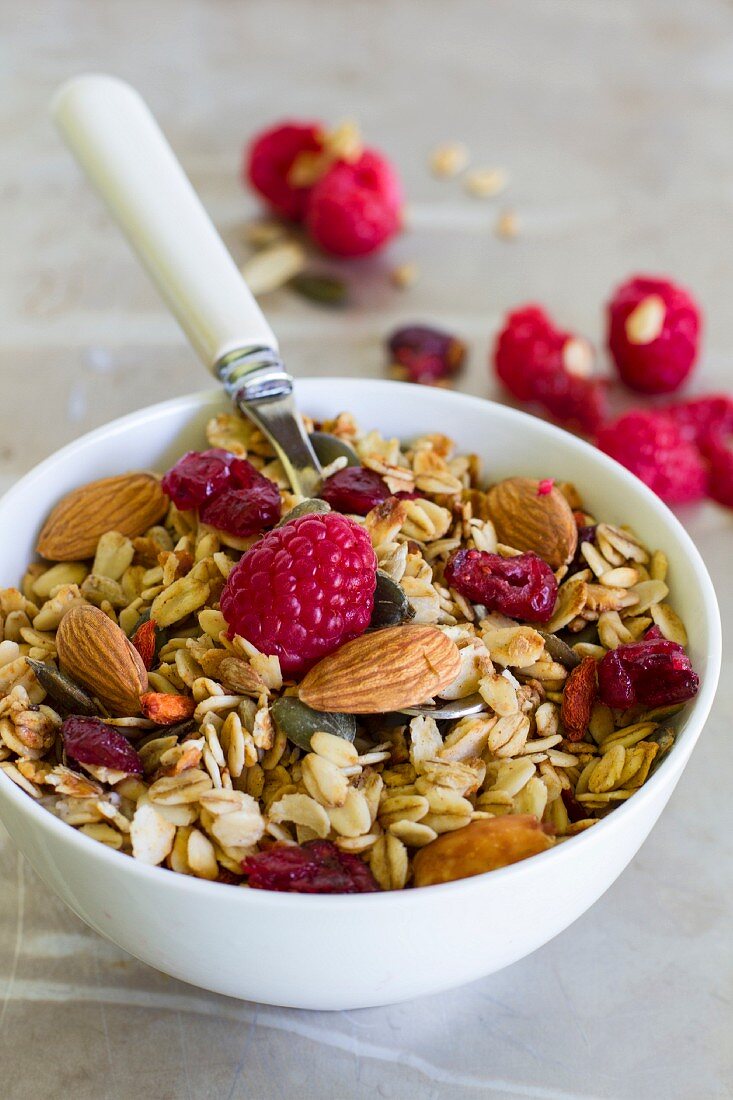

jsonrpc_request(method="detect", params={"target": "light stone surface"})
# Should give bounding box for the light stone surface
[1,2,732,1097]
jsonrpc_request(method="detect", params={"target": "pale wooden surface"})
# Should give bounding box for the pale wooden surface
[1,2,733,1097]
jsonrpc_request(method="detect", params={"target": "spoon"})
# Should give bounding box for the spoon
[401,693,487,720]
[51,75,481,722]
[52,74,361,498]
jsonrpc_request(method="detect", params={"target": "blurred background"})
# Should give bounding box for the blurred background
[1,3,731,1098]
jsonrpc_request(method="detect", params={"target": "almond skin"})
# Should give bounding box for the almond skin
[412,815,554,887]
[37,472,168,561]
[56,604,148,716]
[486,476,578,569]
[298,625,462,714]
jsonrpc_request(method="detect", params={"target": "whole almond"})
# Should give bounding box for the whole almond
[56,604,148,715]
[37,473,168,561]
[486,477,578,569]
[412,815,554,887]
[298,625,461,714]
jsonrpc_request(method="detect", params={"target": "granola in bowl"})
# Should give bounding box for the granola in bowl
[0,410,699,893]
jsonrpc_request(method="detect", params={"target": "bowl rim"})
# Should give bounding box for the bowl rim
[0,380,721,907]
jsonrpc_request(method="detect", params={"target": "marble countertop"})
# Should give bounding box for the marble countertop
[1,2,732,1096]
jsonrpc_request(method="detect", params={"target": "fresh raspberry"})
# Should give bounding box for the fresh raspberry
[444,549,558,623]
[62,716,143,775]
[607,275,701,394]
[305,149,403,257]
[200,459,281,536]
[242,840,379,893]
[161,449,234,510]
[597,639,699,709]
[320,466,390,515]
[220,512,377,677]
[532,368,607,433]
[245,121,324,221]
[387,325,467,385]
[658,394,733,447]
[700,427,733,507]
[493,305,607,432]
[596,410,708,504]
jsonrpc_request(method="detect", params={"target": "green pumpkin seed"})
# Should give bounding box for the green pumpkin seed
[271,696,356,753]
[277,498,331,527]
[370,572,415,628]
[289,272,348,307]
[537,631,581,669]
[26,658,98,716]
[310,431,361,469]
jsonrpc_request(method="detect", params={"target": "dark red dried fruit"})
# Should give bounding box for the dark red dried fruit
[493,305,607,433]
[199,461,281,536]
[567,525,597,577]
[596,410,708,504]
[561,788,587,823]
[62,715,143,775]
[597,639,699,710]
[161,449,234,510]
[242,839,380,893]
[444,548,558,623]
[216,869,244,886]
[607,275,701,394]
[320,466,390,515]
[388,325,467,386]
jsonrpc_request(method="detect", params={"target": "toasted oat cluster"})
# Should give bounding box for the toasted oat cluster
[0,410,698,892]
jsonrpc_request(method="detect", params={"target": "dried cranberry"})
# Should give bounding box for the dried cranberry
[444,549,558,623]
[62,715,143,775]
[387,325,467,386]
[607,275,701,394]
[320,466,390,515]
[161,449,234,510]
[561,788,587,823]
[597,639,699,710]
[200,481,281,536]
[242,840,380,893]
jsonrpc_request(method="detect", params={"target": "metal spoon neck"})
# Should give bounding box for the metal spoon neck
[212,345,323,499]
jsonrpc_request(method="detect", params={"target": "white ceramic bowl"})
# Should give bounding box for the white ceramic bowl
[0,380,720,1009]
